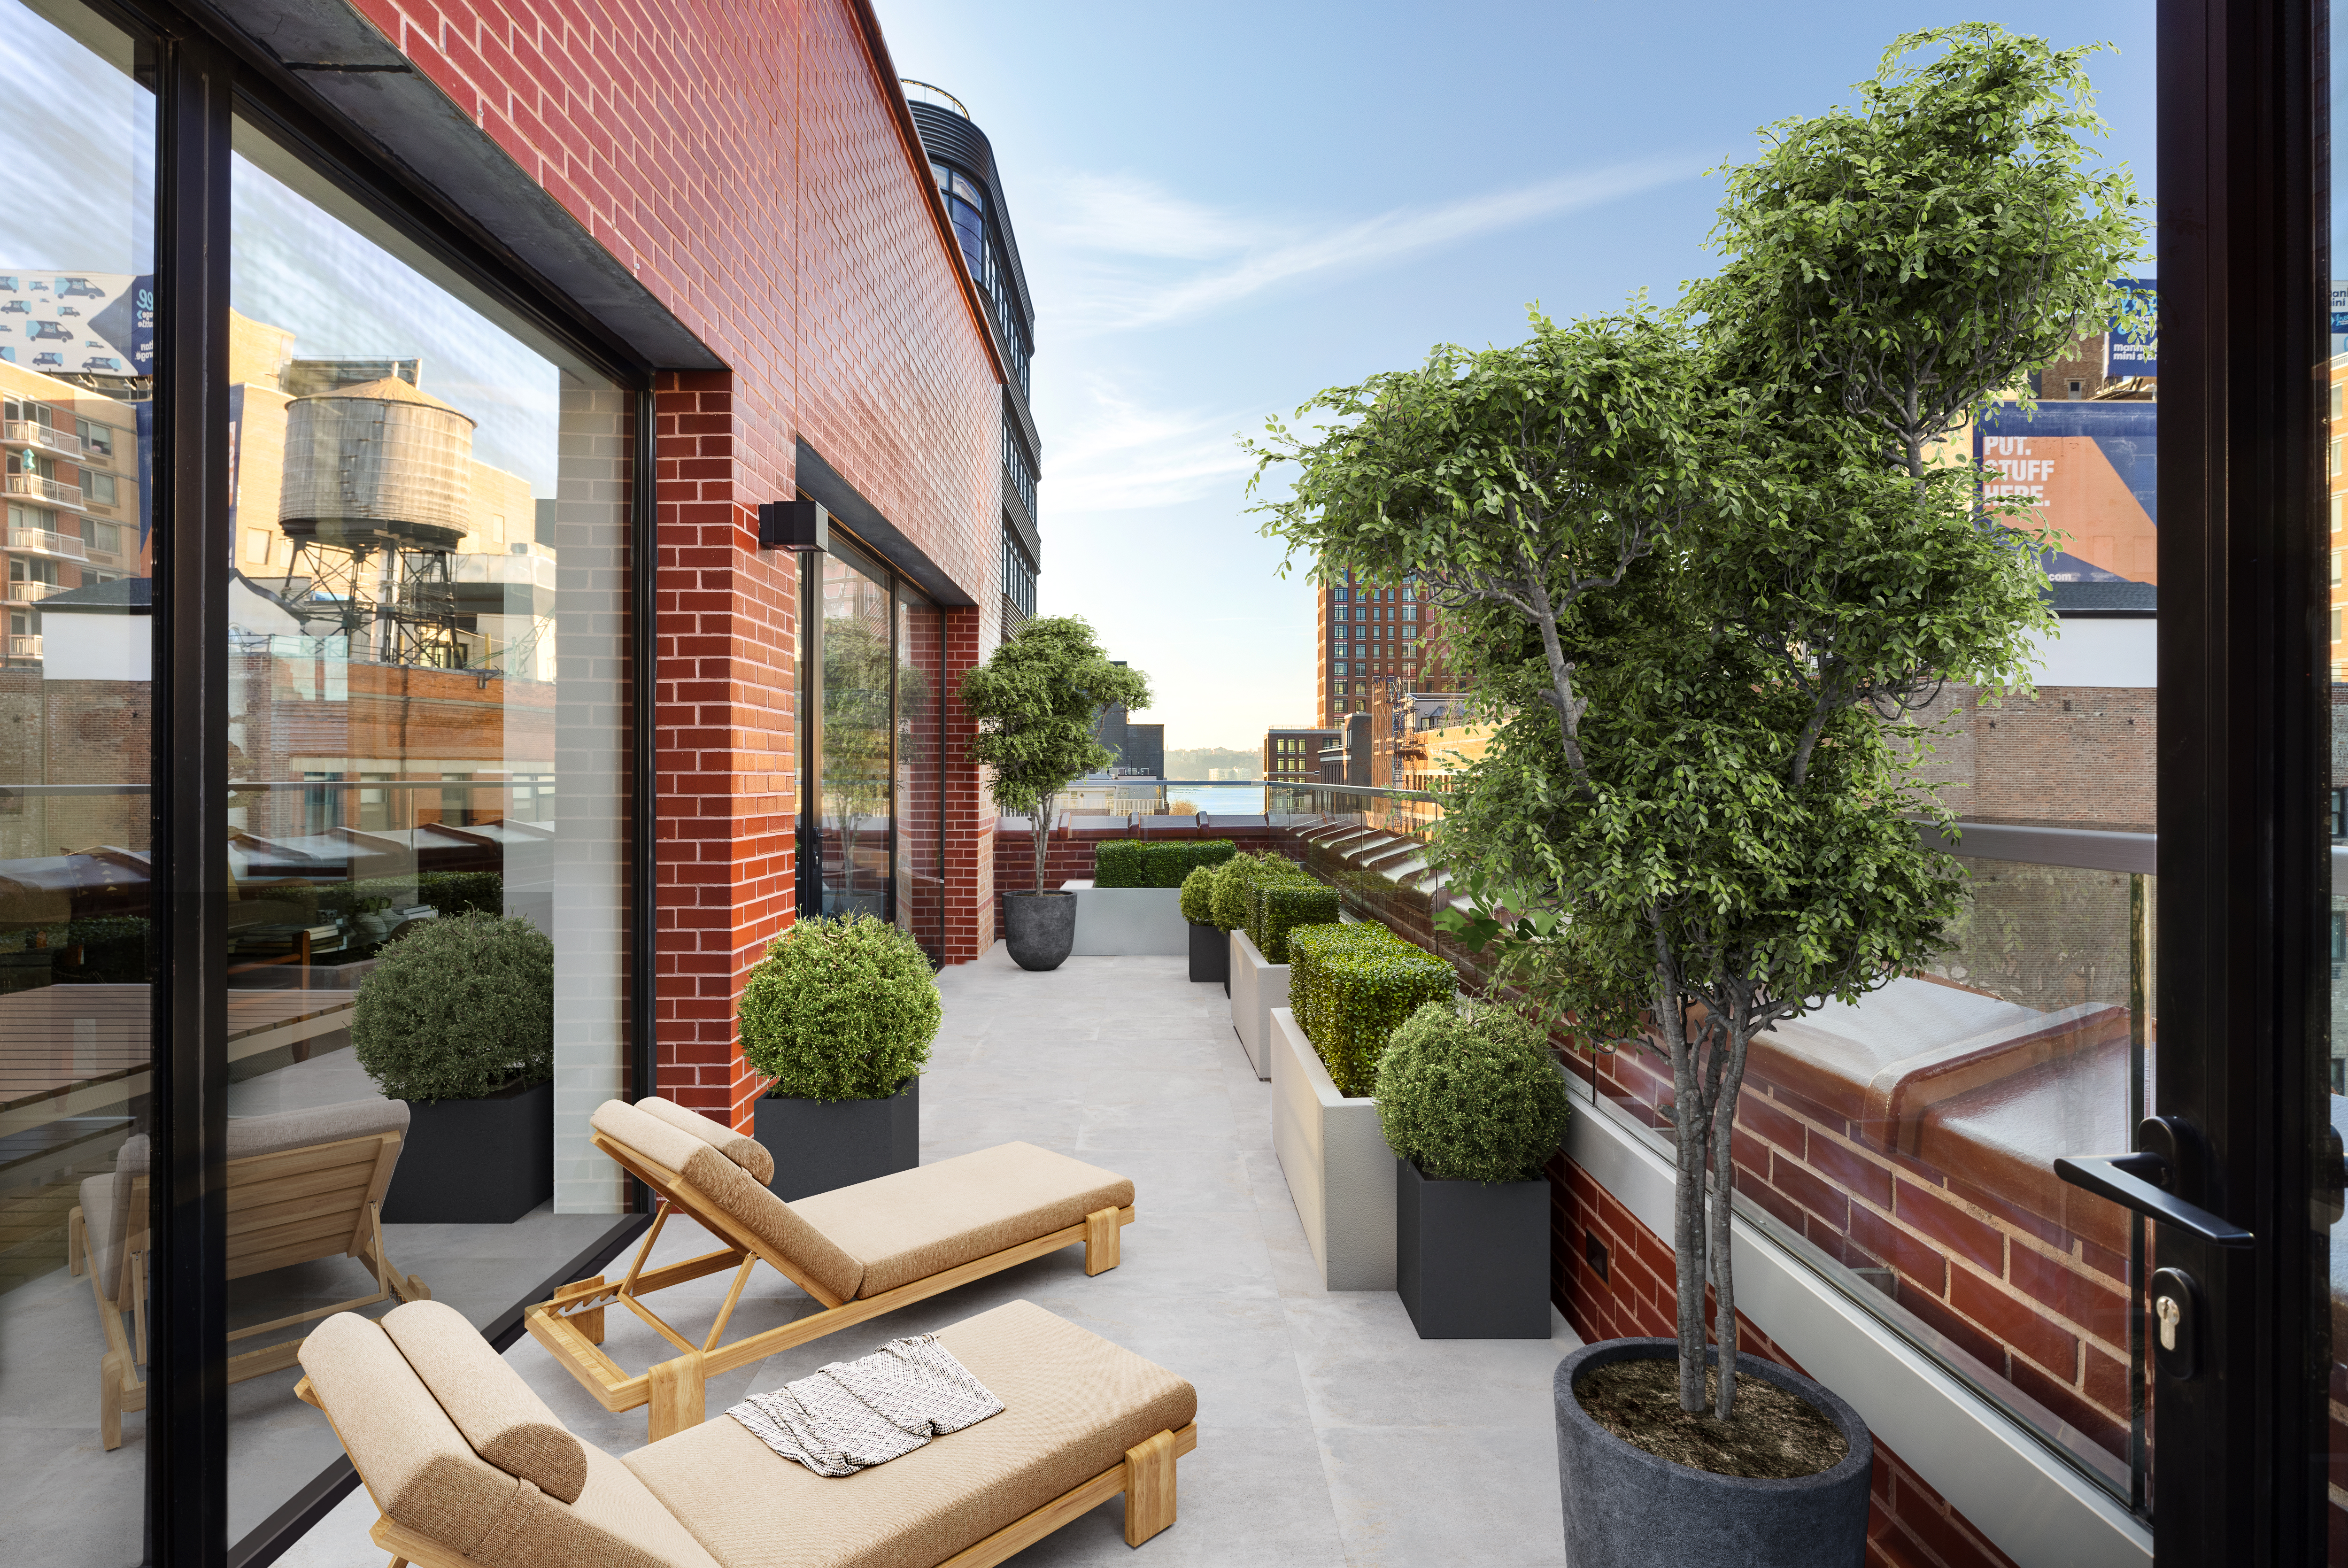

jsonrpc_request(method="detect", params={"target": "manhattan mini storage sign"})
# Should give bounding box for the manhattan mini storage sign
[1975,401,2158,584]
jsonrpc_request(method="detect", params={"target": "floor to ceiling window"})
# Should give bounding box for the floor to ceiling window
[0,3,649,1560]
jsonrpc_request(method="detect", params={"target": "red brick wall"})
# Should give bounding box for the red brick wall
[351,0,1008,1126]
[1552,1154,2024,1568]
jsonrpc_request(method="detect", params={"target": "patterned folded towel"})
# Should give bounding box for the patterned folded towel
[724,1333,1005,1477]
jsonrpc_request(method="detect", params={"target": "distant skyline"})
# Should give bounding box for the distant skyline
[875,0,2155,752]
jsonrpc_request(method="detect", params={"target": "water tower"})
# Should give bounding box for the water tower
[274,377,476,667]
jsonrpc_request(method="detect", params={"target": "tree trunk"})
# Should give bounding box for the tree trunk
[1033,791,1051,894]
[1708,1003,1758,1421]
[1653,970,1708,1414]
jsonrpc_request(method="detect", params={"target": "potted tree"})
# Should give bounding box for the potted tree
[960,617,1150,971]
[1377,999,1572,1338]
[355,911,555,1223]
[740,912,941,1199]
[1250,27,2137,1560]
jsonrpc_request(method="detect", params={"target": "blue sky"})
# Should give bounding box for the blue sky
[873,0,2157,755]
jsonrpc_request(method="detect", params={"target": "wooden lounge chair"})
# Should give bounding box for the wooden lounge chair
[67,1097,426,1449]
[527,1097,1135,1440]
[299,1296,1199,1568]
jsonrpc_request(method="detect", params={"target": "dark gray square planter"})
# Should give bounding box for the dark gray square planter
[1395,1157,1551,1338]
[1188,921,1228,984]
[382,1076,553,1224]
[755,1076,919,1201]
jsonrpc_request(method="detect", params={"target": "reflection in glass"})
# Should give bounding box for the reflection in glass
[820,550,893,920]
[0,0,154,1561]
[215,120,632,1543]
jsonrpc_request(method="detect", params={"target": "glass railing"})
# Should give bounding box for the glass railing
[1045,777,1450,838]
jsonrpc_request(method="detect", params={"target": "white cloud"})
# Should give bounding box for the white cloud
[1032,154,1703,335]
[1040,376,1260,514]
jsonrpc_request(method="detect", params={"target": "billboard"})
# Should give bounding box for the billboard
[1976,402,2157,584]
[0,270,153,376]
[2104,278,2156,378]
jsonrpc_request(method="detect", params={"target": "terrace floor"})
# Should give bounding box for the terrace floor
[281,946,1581,1568]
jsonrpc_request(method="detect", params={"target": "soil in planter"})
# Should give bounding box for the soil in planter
[1573,1359,1849,1480]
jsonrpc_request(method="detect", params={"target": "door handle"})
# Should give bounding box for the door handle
[2054,1117,2254,1248]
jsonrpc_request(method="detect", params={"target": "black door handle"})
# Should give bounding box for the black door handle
[2055,1143,2254,1249]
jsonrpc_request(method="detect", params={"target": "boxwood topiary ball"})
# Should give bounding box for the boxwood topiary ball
[739,913,941,1101]
[1375,1001,1571,1183]
[352,911,555,1102]
[1179,864,1218,926]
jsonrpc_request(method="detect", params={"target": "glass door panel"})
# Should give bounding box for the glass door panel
[0,1,155,1560]
[818,547,892,920]
[221,115,634,1544]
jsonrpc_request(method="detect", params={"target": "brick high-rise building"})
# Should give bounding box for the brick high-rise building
[1314,566,1456,727]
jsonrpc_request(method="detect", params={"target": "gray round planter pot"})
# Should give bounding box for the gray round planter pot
[1003,890,1077,971]
[1553,1338,1872,1568]
[382,1076,554,1223]
[754,1076,919,1201]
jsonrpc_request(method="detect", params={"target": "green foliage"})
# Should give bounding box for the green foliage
[352,912,554,1101]
[739,914,940,1101]
[1208,850,1308,935]
[960,618,1151,894]
[1375,1001,1572,1184]
[1249,880,1340,965]
[1290,925,1454,1097]
[1699,24,2145,479]
[1092,839,1237,889]
[324,872,505,921]
[1287,922,1400,1041]
[1178,865,1218,927]
[1246,21,2138,1420]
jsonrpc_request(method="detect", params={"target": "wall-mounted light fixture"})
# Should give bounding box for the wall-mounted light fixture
[758,499,828,551]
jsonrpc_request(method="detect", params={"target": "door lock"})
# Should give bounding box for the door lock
[2149,1267,2201,1381]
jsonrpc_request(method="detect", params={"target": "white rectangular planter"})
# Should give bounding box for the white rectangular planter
[1059,881,1188,957]
[1269,1006,1396,1290]
[1228,930,1287,1080]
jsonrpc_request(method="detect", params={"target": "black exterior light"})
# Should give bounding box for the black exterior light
[759,498,829,551]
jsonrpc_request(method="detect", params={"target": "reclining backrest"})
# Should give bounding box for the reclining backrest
[224,1098,411,1282]
[382,1299,588,1504]
[299,1311,722,1568]
[634,1096,774,1186]
[82,1098,412,1301]
[590,1099,863,1303]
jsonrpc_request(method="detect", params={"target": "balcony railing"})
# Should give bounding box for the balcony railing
[5,471,83,509]
[2,420,82,458]
[9,634,42,658]
[7,580,55,603]
[8,526,86,561]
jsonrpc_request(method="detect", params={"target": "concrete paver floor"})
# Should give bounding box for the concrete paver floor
[276,947,1577,1568]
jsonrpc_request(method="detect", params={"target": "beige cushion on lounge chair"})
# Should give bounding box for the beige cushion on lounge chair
[590,1100,864,1303]
[382,1299,588,1505]
[791,1143,1136,1298]
[633,1097,774,1187]
[622,1299,1197,1568]
[299,1313,721,1568]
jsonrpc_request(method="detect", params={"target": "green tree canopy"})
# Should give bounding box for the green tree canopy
[960,617,1151,893]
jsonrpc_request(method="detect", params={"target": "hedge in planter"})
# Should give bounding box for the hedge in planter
[1209,850,1309,933]
[353,911,554,1100]
[1295,931,1455,1097]
[1093,838,1237,888]
[1249,880,1341,965]
[1376,1001,1571,1184]
[1179,865,1218,926]
[739,913,940,1101]
[1287,921,1405,1042]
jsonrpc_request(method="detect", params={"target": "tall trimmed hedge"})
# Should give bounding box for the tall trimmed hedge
[1209,850,1309,933]
[1092,838,1237,888]
[1249,881,1340,965]
[1290,924,1455,1097]
[1287,922,1400,1040]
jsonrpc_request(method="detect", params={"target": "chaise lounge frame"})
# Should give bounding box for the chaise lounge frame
[295,1376,1197,1566]
[69,1128,429,1449]
[526,1128,1135,1440]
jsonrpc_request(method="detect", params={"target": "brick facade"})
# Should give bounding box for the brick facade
[355,0,1009,1125]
